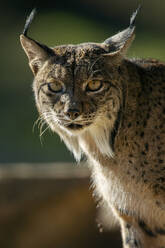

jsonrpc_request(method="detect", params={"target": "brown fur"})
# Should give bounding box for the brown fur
[20,9,165,248]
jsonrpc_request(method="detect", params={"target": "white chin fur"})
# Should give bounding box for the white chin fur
[46,113,114,160]
[88,119,114,158]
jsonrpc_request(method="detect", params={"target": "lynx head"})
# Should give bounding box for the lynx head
[20,8,140,160]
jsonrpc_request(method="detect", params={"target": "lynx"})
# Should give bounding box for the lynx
[20,7,165,248]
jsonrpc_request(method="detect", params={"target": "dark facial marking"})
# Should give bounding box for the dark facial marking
[110,108,121,151]
[125,236,131,244]
[138,220,156,237]
[37,82,47,97]
[128,122,132,128]
[134,239,139,247]
[126,223,131,229]
[125,235,141,247]
[140,131,144,138]
[156,177,165,183]
[145,143,149,151]
[72,50,76,95]
[155,228,165,235]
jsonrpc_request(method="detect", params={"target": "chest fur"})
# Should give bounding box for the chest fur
[78,132,165,227]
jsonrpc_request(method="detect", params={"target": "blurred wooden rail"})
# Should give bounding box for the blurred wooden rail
[0,163,121,248]
[0,163,90,179]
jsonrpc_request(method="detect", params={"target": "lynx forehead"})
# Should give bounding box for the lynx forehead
[20,7,165,248]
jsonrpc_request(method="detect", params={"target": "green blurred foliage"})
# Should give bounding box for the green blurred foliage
[1,1,165,163]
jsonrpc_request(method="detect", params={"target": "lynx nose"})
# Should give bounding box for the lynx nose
[66,108,80,120]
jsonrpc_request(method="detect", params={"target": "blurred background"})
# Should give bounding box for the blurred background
[0,0,165,247]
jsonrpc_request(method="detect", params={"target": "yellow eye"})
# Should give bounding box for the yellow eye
[47,79,63,93]
[86,80,102,92]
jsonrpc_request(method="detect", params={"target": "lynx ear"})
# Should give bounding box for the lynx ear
[20,35,54,75]
[103,6,141,57]
[20,9,54,75]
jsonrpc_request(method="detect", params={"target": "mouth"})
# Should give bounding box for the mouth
[65,121,92,131]
[67,123,84,130]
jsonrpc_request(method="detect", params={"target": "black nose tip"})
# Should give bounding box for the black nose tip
[66,108,80,120]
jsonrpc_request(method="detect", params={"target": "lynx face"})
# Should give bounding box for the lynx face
[20,8,136,158]
[33,44,121,136]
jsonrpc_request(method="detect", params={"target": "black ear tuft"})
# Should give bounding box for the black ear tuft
[23,8,37,37]
[130,4,141,28]
[103,4,141,56]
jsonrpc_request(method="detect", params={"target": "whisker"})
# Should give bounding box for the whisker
[40,125,50,138]
[33,116,42,133]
